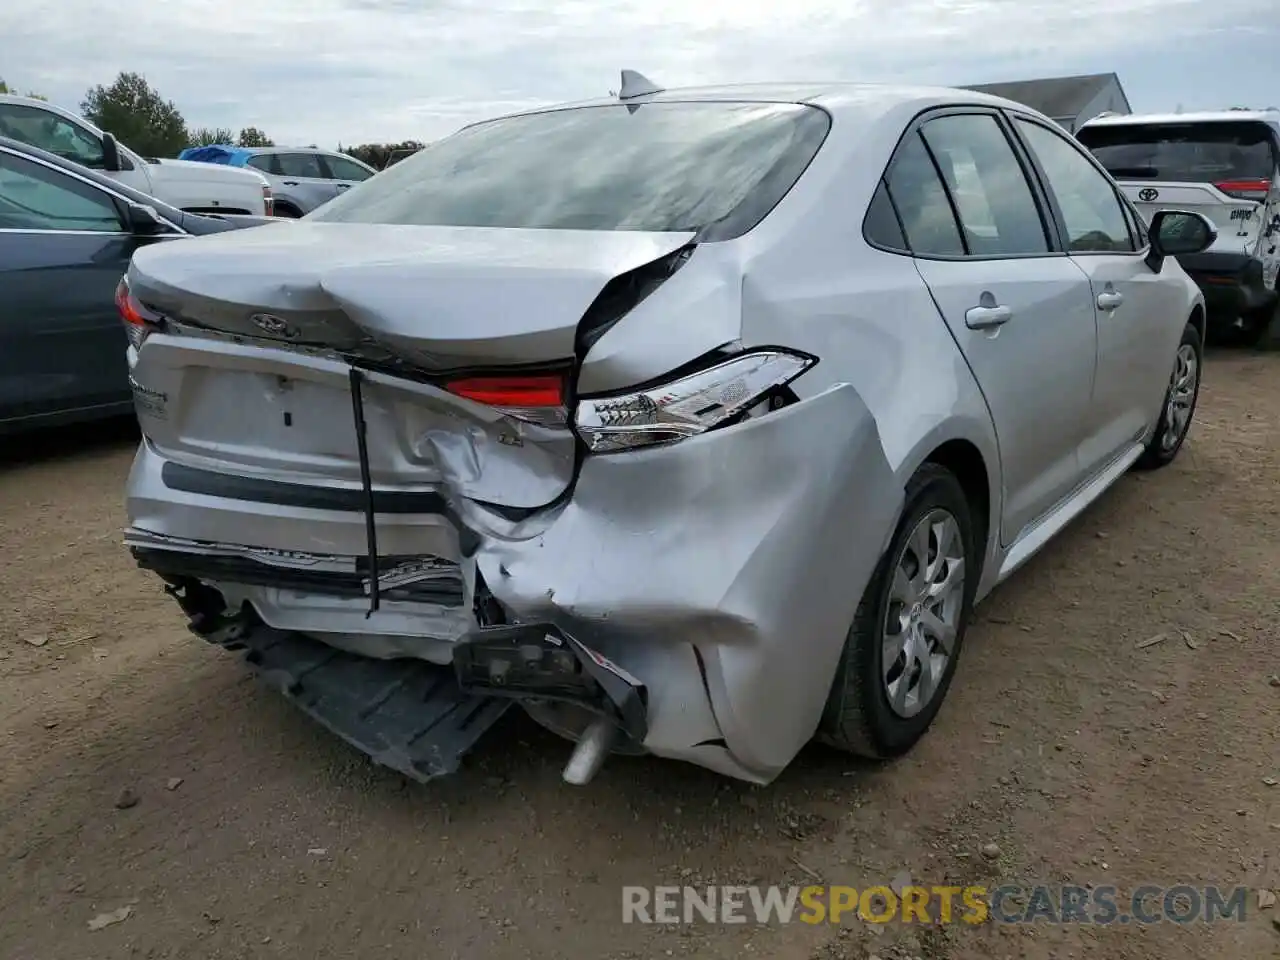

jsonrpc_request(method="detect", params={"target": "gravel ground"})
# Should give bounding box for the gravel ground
[1,349,1277,960]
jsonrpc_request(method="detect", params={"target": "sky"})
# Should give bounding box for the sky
[2,0,1276,148]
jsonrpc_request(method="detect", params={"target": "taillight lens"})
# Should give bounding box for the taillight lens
[444,374,568,427]
[263,184,274,216]
[115,276,164,349]
[1214,178,1271,202]
[575,348,817,454]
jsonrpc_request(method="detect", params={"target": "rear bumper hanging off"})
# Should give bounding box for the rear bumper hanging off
[160,577,647,784]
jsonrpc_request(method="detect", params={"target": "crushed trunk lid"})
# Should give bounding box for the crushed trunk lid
[127,222,696,369]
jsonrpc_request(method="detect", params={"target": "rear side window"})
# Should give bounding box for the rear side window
[1078,121,1278,183]
[863,180,907,251]
[885,133,965,256]
[308,101,831,239]
[918,114,1050,256]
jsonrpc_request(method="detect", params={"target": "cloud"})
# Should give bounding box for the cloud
[1,0,1274,147]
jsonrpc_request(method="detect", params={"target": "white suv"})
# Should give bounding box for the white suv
[1078,110,1280,346]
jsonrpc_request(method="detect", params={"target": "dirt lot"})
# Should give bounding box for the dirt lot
[1,350,1278,960]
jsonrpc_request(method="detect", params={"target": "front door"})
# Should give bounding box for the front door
[884,110,1100,545]
[1013,116,1183,476]
[0,148,136,425]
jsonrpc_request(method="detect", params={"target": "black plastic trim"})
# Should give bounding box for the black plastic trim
[161,460,449,514]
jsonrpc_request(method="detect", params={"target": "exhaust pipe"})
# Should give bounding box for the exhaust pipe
[562,716,620,785]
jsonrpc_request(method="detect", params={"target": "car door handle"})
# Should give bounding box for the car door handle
[1097,291,1125,311]
[281,180,298,186]
[965,304,1012,330]
[335,183,350,191]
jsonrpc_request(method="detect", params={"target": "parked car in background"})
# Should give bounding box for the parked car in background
[121,76,1214,789]
[1077,110,1280,346]
[177,145,376,217]
[0,135,278,434]
[381,146,423,170]
[0,95,273,217]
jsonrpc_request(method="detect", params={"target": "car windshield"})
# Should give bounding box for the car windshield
[308,101,831,238]
[1077,120,1277,183]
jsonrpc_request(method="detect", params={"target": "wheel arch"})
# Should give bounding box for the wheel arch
[892,424,1000,589]
[1188,300,1206,344]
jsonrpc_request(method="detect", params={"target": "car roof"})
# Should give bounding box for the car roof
[1081,108,1280,129]
[475,81,1042,129]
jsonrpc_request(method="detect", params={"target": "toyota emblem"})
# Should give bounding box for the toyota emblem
[250,313,294,337]
[1138,188,1159,202]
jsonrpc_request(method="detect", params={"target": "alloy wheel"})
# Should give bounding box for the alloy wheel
[882,509,966,719]
[1161,343,1198,452]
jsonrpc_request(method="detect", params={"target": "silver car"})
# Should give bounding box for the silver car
[238,146,376,217]
[119,76,1214,788]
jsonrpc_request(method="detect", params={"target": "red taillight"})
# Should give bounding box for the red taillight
[445,374,566,408]
[116,277,162,348]
[444,374,568,426]
[263,184,274,216]
[1214,178,1271,201]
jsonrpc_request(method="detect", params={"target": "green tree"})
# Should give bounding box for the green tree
[189,126,235,147]
[237,126,274,147]
[81,72,188,157]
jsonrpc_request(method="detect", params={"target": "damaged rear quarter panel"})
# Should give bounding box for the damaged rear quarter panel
[477,384,900,779]
[576,243,746,395]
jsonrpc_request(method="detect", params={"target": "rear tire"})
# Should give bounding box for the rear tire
[1136,319,1202,470]
[1241,299,1280,351]
[272,204,302,219]
[819,464,977,759]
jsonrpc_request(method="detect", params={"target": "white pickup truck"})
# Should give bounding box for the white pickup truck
[0,95,273,216]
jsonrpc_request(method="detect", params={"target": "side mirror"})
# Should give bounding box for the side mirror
[126,201,167,235]
[1146,209,1217,271]
[101,132,122,172]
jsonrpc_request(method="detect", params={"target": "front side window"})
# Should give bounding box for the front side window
[0,151,123,231]
[275,152,325,179]
[309,101,831,238]
[0,104,105,169]
[246,154,279,175]
[917,113,1050,256]
[1016,118,1134,254]
[324,155,373,182]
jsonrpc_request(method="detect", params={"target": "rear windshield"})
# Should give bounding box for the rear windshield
[1077,121,1277,183]
[308,101,831,239]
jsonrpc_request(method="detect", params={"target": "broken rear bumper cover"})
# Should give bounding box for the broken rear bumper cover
[129,384,900,784]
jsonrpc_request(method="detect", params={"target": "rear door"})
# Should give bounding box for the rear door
[275,151,339,211]
[885,109,1099,545]
[1014,115,1182,475]
[1077,119,1280,268]
[0,147,136,424]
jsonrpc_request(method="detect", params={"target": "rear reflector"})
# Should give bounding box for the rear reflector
[1214,178,1271,201]
[444,375,566,408]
